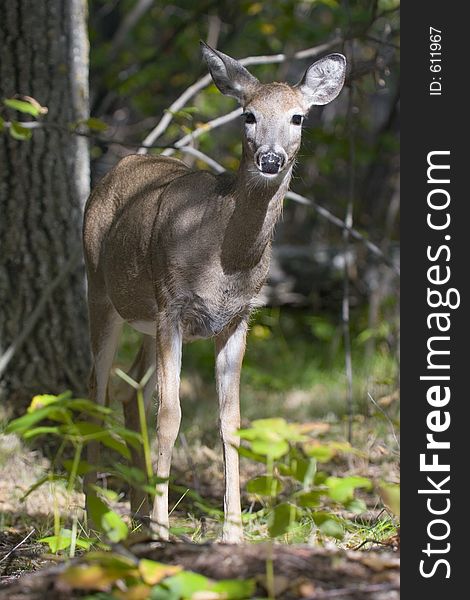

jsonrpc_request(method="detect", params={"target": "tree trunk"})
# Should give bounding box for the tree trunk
[0,0,90,411]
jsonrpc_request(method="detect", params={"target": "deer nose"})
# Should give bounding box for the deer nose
[256,149,286,175]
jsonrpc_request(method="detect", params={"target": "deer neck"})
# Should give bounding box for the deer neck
[221,155,292,273]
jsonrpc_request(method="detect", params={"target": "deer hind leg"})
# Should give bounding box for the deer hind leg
[215,318,247,543]
[85,298,123,513]
[122,334,156,518]
[151,316,182,539]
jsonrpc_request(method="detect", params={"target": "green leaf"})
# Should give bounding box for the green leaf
[23,426,61,439]
[87,492,128,542]
[318,518,344,539]
[85,117,108,132]
[9,120,32,140]
[39,528,92,552]
[0,116,4,131]
[212,578,256,599]
[246,476,283,497]
[6,404,70,434]
[237,446,267,463]
[63,459,95,476]
[156,571,211,599]
[64,398,112,416]
[139,560,181,585]
[345,498,367,514]
[251,438,289,459]
[4,98,43,116]
[64,422,131,459]
[326,476,372,504]
[304,444,335,462]
[296,491,322,508]
[112,463,147,485]
[268,502,295,537]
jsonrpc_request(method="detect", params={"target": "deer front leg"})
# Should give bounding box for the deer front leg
[215,318,247,543]
[151,317,182,539]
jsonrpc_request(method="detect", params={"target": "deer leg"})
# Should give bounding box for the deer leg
[215,318,247,543]
[122,334,156,518]
[85,298,123,514]
[151,317,182,539]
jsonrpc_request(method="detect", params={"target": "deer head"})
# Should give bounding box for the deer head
[201,42,346,180]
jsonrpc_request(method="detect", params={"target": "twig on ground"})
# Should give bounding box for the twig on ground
[0,529,36,564]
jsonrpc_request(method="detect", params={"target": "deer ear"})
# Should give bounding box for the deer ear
[201,41,259,104]
[297,53,347,107]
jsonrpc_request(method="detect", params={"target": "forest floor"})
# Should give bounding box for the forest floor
[0,412,399,599]
[0,313,400,598]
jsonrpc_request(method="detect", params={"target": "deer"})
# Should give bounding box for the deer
[82,42,346,543]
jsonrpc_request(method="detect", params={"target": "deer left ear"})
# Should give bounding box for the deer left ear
[297,53,347,107]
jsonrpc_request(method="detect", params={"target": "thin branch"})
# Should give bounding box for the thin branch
[177,146,225,173]
[137,36,343,154]
[161,108,242,157]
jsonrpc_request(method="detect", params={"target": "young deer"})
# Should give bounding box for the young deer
[83,43,346,542]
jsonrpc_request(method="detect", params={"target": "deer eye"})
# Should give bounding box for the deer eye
[291,114,304,125]
[244,112,256,124]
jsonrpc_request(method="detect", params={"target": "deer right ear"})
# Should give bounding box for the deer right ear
[297,53,347,107]
[201,42,259,104]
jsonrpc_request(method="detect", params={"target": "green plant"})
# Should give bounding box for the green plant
[5,390,155,553]
[238,418,376,541]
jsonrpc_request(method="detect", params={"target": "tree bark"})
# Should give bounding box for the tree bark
[0,0,90,411]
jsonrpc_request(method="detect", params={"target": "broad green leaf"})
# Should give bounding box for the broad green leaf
[85,117,108,132]
[312,512,344,539]
[87,493,128,542]
[345,498,367,514]
[246,476,283,497]
[318,518,344,539]
[64,398,113,416]
[156,571,211,598]
[5,404,70,434]
[9,121,32,140]
[326,476,372,504]
[138,560,182,585]
[64,422,131,459]
[251,438,289,459]
[113,463,147,485]
[0,116,4,131]
[4,97,45,116]
[28,394,61,411]
[303,444,335,462]
[212,578,256,599]
[39,528,92,552]
[268,502,295,537]
[237,446,267,464]
[296,491,322,508]
[60,563,130,591]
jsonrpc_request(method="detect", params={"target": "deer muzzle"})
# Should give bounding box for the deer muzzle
[255,147,287,176]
